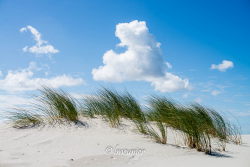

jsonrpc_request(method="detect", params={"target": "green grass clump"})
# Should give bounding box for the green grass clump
[8,110,43,128]
[82,88,147,129]
[178,105,214,153]
[182,104,241,153]
[145,97,180,144]
[8,87,81,128]
[82,88,122,127]
[37,87,80,124]
[146,97,241,153]
[120,93,149,134]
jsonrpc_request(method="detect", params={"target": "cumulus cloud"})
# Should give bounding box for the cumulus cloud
[20,25,59,55]
[211,60,234,72]
[147,73,189,92]
[0,62,84,92]
[92,20,189,92]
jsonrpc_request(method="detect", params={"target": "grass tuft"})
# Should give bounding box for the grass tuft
[146,97,241,153]
[8,87,82,127]
[8,109,43,128]
[82,88,146,128]
[37,87,79,124]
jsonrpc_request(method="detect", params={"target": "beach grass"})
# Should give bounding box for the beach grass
[82,88,147,128]
[146,96,241,153]
[82,88,122,127]
[7,87,241,153]
[8,87,81,127]
[37,87,80,124]
[8,109,43,128]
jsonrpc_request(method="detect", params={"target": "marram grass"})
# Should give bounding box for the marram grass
[82,88,147,128]
[146,105,168,144]
[37,87,79,124]
[7,87,241,154]
[8,109,43,128]
[82,88,122,127]
[146,97,241,153]
[8,87,81,128]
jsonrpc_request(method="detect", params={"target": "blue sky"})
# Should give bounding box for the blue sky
[0,0,250,133]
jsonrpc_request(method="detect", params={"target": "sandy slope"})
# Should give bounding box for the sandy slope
[0,118,249,167]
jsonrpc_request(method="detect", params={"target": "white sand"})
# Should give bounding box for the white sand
[0,118,249,167]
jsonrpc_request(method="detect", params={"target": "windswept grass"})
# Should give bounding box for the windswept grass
[37,87,80,124]
[178,106,214,153]
[120,93,149,134]
[147,97,181,128]
[145,97,180,144]
[183,104,241,152]
[8,109,43,128]
[8,87,82,128]
[146,112,167,144]
[146,97,241,153]
[82,88,122,127]
[66,88,242,152]
[7,87,241,154]
[82,88,147,129]
[227,123,242,145]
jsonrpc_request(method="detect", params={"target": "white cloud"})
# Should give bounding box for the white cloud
[92,20,189,92]
[211,60,234,72]
[0,94,32,111]
[148,73,189,92]
[211,90,221,96]
[0,62,84,92]
[20,25,59,55]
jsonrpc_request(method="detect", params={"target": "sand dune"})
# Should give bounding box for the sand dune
[0,118,249,167]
